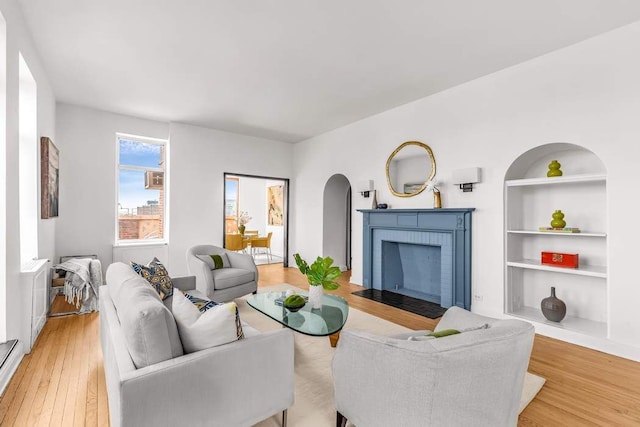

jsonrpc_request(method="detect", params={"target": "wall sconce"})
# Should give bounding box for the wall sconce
[452,168,481,192]
[356,180,374,198]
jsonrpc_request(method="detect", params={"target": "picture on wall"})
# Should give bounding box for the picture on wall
[267,185,284,226]
[41,137,59,219]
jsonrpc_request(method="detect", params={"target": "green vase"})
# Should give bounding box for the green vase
[238,225,245,235]
[547,160,563,177]
[550,210,566,229]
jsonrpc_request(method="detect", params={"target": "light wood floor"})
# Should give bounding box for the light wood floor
[1,264,639,426]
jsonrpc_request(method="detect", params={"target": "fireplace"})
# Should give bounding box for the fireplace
[381,241,442,303]
[359,208,474,310]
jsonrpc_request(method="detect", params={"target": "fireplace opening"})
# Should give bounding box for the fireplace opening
[381,240,442,304]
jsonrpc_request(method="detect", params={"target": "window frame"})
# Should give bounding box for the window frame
[115,133,169,245]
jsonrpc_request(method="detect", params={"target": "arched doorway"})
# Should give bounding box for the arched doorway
[322,174,352,271]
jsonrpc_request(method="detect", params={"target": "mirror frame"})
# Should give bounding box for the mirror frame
[385,141,436,198]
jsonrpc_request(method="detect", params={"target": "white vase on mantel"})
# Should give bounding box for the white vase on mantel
[308,285,324,309]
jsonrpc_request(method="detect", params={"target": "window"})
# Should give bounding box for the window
[225,176,239,233]
[116,134,167,243]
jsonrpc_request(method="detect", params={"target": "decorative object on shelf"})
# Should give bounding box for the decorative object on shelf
[426,179,442,208]
[538,227,581,233]
[541,286,566,322]
[386,140,436,198]
[371,190,378,209]
[237,211,251,235]
[550,210,566,229]
[377,203,388,209]
[293,253,341,309]
[547,160,563,177]
[541,252,579,268]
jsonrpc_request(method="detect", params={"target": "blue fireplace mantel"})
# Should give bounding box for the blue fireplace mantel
[358,208,474,310]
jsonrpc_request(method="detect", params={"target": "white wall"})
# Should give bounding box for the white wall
[55,104,169,268]
[55,109,292,276]
[167,123,291,275]
[292,21,640,360]
[0,0,56,344]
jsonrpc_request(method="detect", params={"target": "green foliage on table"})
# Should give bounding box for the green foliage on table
[284,294,306,308]
[294,253,341,290]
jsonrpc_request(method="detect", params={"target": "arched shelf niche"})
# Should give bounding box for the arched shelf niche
[504,142,608,339]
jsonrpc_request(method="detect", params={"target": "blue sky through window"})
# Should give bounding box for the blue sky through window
[118,138,163,211]
[225,178,237,216]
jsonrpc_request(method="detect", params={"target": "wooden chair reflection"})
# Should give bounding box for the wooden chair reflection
[225,233,248,253]
[250,232,273,261]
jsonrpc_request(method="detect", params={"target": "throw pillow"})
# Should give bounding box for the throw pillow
[130,257,174,300]
[196,253,230,270]
[171,290,244,353]
[426,328,460,338]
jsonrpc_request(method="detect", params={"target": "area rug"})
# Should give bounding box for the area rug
[240,284,545,426]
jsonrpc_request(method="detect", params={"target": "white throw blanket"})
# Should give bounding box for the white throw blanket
[55,258,102,313]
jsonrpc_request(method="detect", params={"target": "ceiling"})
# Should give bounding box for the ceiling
[18,1,640,143]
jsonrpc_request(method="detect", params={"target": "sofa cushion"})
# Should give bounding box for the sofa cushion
[212,268,255,290]
[111,273,184,368]
[196,253,230,270]
[130,257,174,300]
[172,290,244,353]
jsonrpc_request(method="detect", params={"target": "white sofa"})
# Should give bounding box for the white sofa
[100,262,294,427]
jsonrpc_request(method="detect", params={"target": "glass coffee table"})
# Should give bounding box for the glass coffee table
[247,289,349,347]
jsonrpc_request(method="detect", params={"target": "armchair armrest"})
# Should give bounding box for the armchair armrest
[332,330,436,426]
[226,251,258,277]
[171,275,196,291]
[118,328,294,427]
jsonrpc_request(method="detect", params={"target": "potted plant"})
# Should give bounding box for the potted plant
[294,253,341,309]
[237,211,251,235]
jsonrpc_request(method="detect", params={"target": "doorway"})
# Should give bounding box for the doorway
[322,174,352,271]
[223,173,289,267]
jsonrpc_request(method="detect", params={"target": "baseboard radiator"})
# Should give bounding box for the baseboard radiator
[113,243,169,268]
[21,259,50,353]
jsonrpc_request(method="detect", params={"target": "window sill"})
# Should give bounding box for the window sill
[113,241,168,248]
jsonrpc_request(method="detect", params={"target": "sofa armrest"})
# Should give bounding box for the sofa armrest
[172,275,196,291]
[116,328,294,427]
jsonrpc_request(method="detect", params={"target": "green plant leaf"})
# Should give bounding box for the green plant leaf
[294,253,310,275]
[293,254,341,290]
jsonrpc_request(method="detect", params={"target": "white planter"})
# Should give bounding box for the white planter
[308,285,324,309]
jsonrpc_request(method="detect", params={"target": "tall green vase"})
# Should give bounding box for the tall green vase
[550,210,566,229]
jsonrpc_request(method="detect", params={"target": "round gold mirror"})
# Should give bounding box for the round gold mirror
[386,141,436,197]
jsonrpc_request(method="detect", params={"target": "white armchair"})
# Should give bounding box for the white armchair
[332,307,535,427]
[186,244,258,302]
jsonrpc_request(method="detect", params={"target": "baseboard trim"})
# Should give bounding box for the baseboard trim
[0,341,24,396]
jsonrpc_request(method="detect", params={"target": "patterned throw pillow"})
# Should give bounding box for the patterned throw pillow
[131,257,174,300]
[171,290,244,353]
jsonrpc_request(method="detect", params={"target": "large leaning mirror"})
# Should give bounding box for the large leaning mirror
[386,141,436,197]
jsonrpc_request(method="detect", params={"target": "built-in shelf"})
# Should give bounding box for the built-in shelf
[507,306,607,338]
[505,174,606,187]
[507,259,607,278]
[504,144,608,344]
[507,229,606,237]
